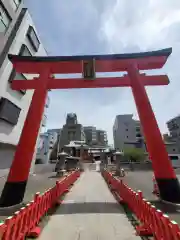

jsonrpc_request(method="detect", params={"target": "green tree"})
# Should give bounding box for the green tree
[123,148,145,162]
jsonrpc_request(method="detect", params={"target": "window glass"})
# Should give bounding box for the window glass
[0,21,6,32]
[14,72,26,80]
[19,44,32,56]
[9,45,32,94]
[0,4,11,33]
[170,156,179,161]
[0,98,21,125]
[10,0,21,11]
[27,26,40,51]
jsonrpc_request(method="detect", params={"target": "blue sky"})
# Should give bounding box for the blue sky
[25,0,180,144]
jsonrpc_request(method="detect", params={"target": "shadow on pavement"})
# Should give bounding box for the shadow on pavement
[150,200,179,214]
[149,199,180,224]
[54,202,125,215]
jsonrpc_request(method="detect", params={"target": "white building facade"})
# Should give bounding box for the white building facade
[36,128,59,164]
[0,6,48,169]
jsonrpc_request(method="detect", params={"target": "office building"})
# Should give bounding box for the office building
[36,127,59,164]
[165,115,180,153]
[83,126,108,147]
[84,126,97,145]
[47,129,61,135]
[113,114,145,150]
[96,129,108,146]
[59,113,85,150]
[113,114,136,150]
[0,5,47,169]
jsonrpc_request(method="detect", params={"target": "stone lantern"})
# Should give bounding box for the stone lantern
[114,150,124,176]
[102,149,109,168]
[55,151,68,176]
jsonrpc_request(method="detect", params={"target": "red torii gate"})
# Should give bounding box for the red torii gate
[1,48,180,207]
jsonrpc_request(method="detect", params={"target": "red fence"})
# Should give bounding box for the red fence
[102,170,180,240]
[0,170,80,240]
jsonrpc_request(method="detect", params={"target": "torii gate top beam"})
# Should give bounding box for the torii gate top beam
[8,48,172,74]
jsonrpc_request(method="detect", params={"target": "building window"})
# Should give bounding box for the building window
[68,131,74,141]
[126,136,128,138]
[0,3,11,33]
[126,129,128,131]
[19,44,32,56]
[0,98,21,125]
[9,44,32,94]
[26,26,40,52]
[136,133,141,138]
[10,0,21,11]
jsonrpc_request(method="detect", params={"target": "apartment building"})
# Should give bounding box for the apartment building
[0,4,47,169]
[36,127,59,164]
[96,129,108,146]
[167,115,180,141]
[113,114,145,150]
[83,126,97,145]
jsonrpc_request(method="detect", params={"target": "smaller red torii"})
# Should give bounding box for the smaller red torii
[1,48,180,207]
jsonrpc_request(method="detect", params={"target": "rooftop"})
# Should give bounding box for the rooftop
[167,115,180,124]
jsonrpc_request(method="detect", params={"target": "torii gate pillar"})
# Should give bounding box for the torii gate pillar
[0,70,49,207]
[0,48,180,207]
[128,63,180,202]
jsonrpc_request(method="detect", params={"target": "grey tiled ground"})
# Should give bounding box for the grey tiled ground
[39,170,140,240]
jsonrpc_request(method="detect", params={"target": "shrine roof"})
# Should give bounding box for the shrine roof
[8,48,172,62]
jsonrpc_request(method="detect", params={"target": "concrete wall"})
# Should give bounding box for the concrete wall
[165,142,179,154]
[107,162,153,172]
[0,143,16,169]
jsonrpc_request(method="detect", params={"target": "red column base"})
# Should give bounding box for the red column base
[156,178,180,203]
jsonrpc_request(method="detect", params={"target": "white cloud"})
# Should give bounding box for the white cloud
[99,0,180,141]
[27,0,180,144]
[102,0,180,51]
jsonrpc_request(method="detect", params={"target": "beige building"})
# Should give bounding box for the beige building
[59,113,85,151]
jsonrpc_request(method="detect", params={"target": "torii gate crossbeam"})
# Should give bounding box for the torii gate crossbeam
[1,48,180,207]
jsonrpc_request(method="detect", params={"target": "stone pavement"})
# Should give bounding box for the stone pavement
[39,170,140,240]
